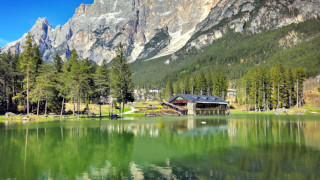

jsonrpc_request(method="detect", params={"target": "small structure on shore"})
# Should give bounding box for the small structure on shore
[163,94,229,116]
[317,74,320,82]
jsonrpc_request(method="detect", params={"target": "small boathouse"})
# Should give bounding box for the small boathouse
[163,94,229,116]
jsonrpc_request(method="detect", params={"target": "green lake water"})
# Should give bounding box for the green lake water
[0,115,320,180]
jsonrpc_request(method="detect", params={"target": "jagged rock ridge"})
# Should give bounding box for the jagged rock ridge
[1,0,218,63]
[1,0,320,64]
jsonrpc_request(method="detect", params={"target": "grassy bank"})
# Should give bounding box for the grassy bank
[230,106,320,116]
[229,110,274,115]
[0,103,139,123]
[0,116,4,122]
[123,114,146,117]
[65,103,131,115]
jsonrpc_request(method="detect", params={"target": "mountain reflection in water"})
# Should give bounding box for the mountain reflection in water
[0,115,320,179]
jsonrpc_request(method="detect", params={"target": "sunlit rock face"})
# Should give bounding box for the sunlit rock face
[183,0,320,56]
[1,0,320,64]
[1,0,218,63]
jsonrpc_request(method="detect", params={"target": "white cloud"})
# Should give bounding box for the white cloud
[0,38,10,47]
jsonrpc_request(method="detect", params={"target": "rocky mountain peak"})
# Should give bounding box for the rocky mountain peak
[74,4,92,16]
[31,17,52,33]
[1,0,320,65]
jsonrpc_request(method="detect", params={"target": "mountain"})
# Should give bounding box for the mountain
[1,0,320,86]
[3,0,319,64]
[1,0,218,63]
[130,0,320,86]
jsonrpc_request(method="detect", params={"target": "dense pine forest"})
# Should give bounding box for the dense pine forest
[236,65,306,111]
[164,70,228,101]
[0,35,133,115]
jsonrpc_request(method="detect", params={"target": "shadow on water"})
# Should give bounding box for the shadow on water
[0,115,320,179]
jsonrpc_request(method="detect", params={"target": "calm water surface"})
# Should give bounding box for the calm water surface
[0,115,320,180]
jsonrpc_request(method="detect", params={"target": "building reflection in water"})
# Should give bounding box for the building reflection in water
[1,116,320,179]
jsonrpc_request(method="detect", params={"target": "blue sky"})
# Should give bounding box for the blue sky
[0,0,93,47]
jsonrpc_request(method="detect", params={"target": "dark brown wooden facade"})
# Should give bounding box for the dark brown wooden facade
[166,94,229,116]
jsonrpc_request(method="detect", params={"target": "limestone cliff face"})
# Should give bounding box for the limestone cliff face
[1,0,217,63]
[1,0,320,64]
[164,0,320,64]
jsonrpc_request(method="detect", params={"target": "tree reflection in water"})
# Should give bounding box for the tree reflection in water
[0,115,319,179]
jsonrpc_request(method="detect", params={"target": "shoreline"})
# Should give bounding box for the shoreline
[1,112,320,124]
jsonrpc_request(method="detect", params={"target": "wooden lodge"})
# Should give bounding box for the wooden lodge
[163,94,229,116]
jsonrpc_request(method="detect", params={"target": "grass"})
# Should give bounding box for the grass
[134,100,161,107]
[230,105,320,116]
[1,103,134,123]
[123,114,145,117]
[1,113,147,123]
[65,103,131,115]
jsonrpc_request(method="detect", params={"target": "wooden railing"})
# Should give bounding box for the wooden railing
[196,108,228,115]
[196,108,226,110]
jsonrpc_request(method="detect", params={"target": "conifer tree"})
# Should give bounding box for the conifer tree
[20,33,35,114]
[183,75,190,94]
[30,64,55,115]
[294,67,306,108]
[165,79,173,100]
[54,53,63,73]
[206,72,213,96]
[190,75,197,95]
[197,71,207,95]
[214,71,228,99]
[110,43,134,115]
[33,43,42,74]
[94,59,109,104]
[64,49,79,116]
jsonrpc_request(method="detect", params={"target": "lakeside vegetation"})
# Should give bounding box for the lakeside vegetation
[164,70,228,100]
[235,64,306,111]
[0,35,133,118]
[1,21,320,119]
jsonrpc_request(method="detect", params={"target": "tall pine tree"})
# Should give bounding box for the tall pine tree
[110,43,134,115]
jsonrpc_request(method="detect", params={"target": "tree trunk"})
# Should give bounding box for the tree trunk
[27,64,30,115]
[263,82,266,111]
[109,99,111,115]
[23,100,26,113]
[255,82,257,112]
[245,82,247,111]
[277,83,280,108]
[60,97,64,119]
[5,80,10,111]
[37,100,40,116]
[122,102,125,117]
[112,101,114,114]
[296,78,299,108]
[78,89,80,118]
[99,103,102,117]
[12,77,16,107]
[289,92,292,108]
[73,97,75,116]
[45,100,48,116]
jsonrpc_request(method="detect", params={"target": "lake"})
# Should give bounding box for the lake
[0,115,320,179]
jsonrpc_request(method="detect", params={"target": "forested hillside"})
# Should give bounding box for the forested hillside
[131,20,320,87]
